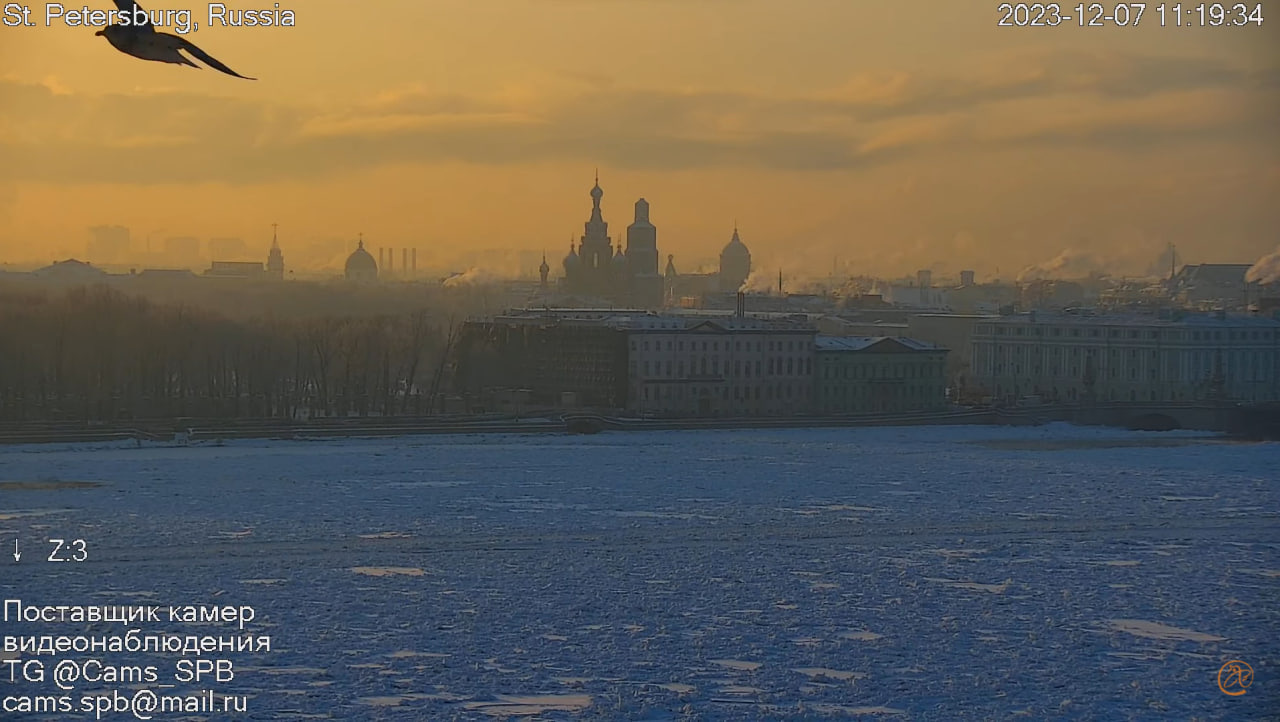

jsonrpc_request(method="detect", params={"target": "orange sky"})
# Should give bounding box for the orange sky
[1,0,1277,280]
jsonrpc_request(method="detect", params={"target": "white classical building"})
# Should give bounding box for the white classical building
[970,311,1280,404]
[621,314,817,416]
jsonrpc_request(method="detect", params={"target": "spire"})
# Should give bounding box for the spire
[271,222,279,249]
[357,232,363,250]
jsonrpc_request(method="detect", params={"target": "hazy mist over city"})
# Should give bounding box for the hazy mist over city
[2,0,1278,283]
[2,3,1279,720]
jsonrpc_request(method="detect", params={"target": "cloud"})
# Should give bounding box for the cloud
[0,49,1275,185]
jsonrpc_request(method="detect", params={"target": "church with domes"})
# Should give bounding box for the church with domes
[561,175,664,308]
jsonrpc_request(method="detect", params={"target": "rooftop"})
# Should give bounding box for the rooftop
[816,335,945,352]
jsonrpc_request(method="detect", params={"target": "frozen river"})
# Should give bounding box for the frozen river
[1,424,1276,720]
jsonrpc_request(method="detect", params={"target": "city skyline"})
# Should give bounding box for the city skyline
[1,1,1277,279]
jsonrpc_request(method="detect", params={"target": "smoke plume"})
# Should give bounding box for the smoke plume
[1018,248,1108,283]
[1246,246,1280,286]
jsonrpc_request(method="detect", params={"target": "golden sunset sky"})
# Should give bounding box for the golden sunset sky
[1,0,1277,280]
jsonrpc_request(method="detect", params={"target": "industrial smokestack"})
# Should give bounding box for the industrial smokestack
[402,248,408,277]
[387,249,393,273]
[411,248,417,274]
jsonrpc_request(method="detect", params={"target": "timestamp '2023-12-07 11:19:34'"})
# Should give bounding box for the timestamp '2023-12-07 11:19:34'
[998,3,1264,27]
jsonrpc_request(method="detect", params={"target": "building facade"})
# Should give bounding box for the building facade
[453,311,630,410]
[624,314,817,416]
[815,336,949,414]
[970,311,1280,404]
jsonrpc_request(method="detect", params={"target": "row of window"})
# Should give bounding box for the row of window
[637,383,812,403]
[820,363,941,380]
[633,357,813,378]
[631,337,813,354]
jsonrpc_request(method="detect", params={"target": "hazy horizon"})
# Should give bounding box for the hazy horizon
[2,1,1277,281]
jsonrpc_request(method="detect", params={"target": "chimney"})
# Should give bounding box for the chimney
[402,248,408,276]
[411,248,417,274]
[960,270,975,287]
[736,291,745,317]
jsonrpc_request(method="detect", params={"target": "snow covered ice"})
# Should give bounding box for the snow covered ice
[1,423,1276,719]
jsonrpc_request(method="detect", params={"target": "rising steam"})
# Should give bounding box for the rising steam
[1246,246,1280,286]
[1018,248,1108,283]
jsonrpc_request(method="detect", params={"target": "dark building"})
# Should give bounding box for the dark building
[719,226,752,293]
[345,238,378,282]
[453,313,629,410]
[561,175,663,308]
[815,336,949,414]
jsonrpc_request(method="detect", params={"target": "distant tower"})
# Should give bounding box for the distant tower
[719,223,751,293]
[572,171,614,297]
[266,223,284,280]
[626,198,662,308]
[539,252,550,289]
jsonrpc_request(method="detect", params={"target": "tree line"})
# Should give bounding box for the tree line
[0,284,454,423]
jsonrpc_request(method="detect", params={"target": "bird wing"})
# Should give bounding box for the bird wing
[112,0,151,28]
[171,35,257,80]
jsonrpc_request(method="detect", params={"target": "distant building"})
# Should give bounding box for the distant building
[135,269,197,281]
[970,311,1280,404]
[560,176,664,308]
[906,313,999,401]
[718,226,751,293]
[872,271,950,309]
[454,311,630,410]
[624,313,817,416]
[205,229,286,281]
[625,198,664,308]
[1169,264,1255,309]
[266,226,285,280]
[344,239,378,282]
[815,336,949,414]
[205,261,268,280]
[454,307,819,416]
[32,259,109,281]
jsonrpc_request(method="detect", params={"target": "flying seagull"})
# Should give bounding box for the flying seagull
[96,0,255,80]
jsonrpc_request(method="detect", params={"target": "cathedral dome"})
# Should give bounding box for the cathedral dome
[612,247,627,267]
[345,240,378,280]
[722,227,750,258]
[563,243,580,269]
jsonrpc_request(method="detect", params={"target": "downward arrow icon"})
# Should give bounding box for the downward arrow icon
[12,538,19,562]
